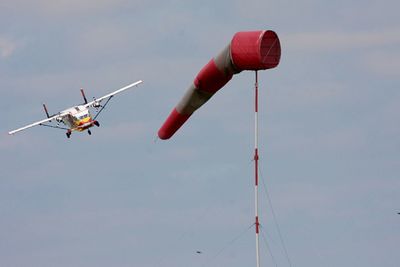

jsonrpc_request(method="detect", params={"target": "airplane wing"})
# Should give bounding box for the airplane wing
[8,113,65,135]
[84,80,143,108]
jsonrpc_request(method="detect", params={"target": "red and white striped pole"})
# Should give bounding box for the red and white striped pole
[254,70,261,267]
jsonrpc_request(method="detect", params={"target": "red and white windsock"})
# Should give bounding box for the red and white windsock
[158,30,281,140]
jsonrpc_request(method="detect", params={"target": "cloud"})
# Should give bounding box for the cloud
[284,29,400,52]
[0,38,16,58]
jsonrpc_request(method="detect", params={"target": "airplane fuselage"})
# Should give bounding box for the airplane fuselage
[61,105,94,132]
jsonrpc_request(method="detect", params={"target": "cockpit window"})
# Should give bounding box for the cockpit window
[78,114,89,120]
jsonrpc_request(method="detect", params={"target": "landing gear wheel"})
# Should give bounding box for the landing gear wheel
[94,121,100,127]
[88,130,92,135]
[66,132,71,138]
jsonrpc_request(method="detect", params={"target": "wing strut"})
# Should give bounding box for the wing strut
[39,123,69,131]
[93,96,113,120]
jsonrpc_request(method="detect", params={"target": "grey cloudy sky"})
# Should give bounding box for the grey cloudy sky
[1,1,399,266]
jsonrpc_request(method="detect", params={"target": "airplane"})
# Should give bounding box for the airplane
[8,80,143,138]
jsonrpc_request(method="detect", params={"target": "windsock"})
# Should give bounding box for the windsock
[158,30,281,140]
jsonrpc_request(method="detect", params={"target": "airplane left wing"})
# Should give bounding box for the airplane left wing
[84,80,143,108]
[8,113,64,135]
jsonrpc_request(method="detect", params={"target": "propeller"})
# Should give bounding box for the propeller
[91,97,103,109]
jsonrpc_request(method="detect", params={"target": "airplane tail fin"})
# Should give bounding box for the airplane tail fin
[43,104,50,118]
[80,88,88,104]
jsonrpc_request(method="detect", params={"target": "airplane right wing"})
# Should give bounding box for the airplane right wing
[8,113,65,135]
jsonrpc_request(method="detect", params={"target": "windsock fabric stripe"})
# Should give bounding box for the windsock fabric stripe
[158,48,235,139]
[158,30,281,140]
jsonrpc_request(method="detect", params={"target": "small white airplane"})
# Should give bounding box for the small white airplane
[8,80,143,138]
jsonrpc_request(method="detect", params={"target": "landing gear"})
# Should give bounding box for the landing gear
[66,131,71,138]
[93,120,100,127]
[88,130,91,135]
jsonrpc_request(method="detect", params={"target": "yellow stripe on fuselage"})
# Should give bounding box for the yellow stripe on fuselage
[75,117,92,131]
[79,117,91,125]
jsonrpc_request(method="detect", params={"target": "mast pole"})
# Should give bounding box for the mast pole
[254,70,261,267]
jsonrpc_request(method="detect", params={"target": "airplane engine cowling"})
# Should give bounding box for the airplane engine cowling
[158,30,281,140]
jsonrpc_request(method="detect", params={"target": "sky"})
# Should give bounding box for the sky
[0,0,399,266]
